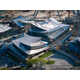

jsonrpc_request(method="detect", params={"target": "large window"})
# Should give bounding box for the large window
[30,25,46,32]
[27,25,46,37]
[20,43,48,50]
[31,44,48,50]
[19,43,31,50]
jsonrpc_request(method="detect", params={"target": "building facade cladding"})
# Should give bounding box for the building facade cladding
[7,18,70,60]
[8,34,49,58]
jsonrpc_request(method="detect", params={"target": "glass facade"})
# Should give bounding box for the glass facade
[27,27,46,37]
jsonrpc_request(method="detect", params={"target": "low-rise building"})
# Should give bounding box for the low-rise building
[0,24,11,33]
[10,16,26,28]
[0,24,12,39]
[8,34,49,61]
[26,18,70,40]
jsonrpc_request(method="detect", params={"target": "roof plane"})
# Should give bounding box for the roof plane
[13,34,47,47]
[0,24,11,33]
[12,34,48,55]
[23,18,69,31]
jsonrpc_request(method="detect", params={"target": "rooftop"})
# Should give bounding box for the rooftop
[12,16,26,28]
[12,34,49,55]
[13,34,41,45]
[13,34,47,46]
[0,24,11,33]
[22,18,69,31]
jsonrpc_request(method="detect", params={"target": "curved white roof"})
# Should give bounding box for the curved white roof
[12,34,48,55]
[13,34,47,47]
[21,17,69,31]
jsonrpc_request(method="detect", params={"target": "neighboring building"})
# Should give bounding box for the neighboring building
[0,24,11,33]
[67,37,80,57]
[0,43,7,55]
[8,34,49,61]
[26,18,70,40]
[0,24,12,38]
[61,37,80,60]
[10,16,26,29]
[9,16,31,33]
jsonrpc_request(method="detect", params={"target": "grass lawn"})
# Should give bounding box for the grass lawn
[0,67,8,70]
[39,51,53,58]
[27,51,55,66]
[47,60,55,64]
[27,58,55,66]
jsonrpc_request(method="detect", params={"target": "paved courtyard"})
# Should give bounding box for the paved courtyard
[44,52,73,70]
